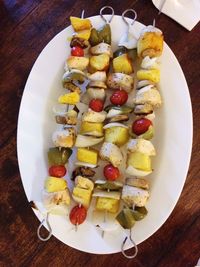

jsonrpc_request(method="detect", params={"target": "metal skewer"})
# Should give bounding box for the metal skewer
[30,202,52,241]
[121,228,138,259]
[100,6,114,24]
[122,9,137,28]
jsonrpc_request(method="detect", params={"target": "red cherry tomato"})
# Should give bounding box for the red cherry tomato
[103,164,120,181]
[89,99,104,112]
[110,89,128,106]
[49,165,67,177]
[71,46,84,57]
[132,118,152,135]
[69,205,87,225]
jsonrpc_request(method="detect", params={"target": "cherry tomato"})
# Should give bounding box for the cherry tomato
[110,89,128,106]
[71,46,84,57]
[89,99,104,112]
[103,164,120,181]
[69,205,87,225]
[132,118,152,135]
[49,165,67,177]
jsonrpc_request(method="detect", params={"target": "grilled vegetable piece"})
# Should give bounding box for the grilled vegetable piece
[100,142,123,167]
[70,205,87,225]
[95,180,123,191]
[62,82,81,94]
[126,178,149,190]
[137,69,160,83]
[70,16,92,31]
[90,43,113,57]
[88,81,107,89]
[122,185,149,207]
[89,24,111,46]
[89,99,104,112]
[133,207,146,221]
[93,189,121,199]
[106,105,133,118]
[132,118,152,136]
[104,124,129,146]
[134,85,162,107]
[89,28,100,46]
[108,114,129,123]
[45,177,67,193]
[116,208,135,229]
[127,151,152,172]
[88,71,107,82]
[82,109,106,123]
[72,187,92,208]
[80,121,104,137]
[67,56,89,71]
[49,165,67,178]
[95,197,119,213]
[98,24,111,45]
[106,73,134,93]
[72,166,96,180]
[141,56,159,70]
[70,36,89,49]
[89,54,110,72]
[58,92,80,105]
[62,70,86,85]
[77,148,98,165]
[52,128,75,148]
[110,89,128,106]
[81,88,106,105]
[103,164,120,181]
[127,139,156,156]
[75,135,104,147]
[113,54,133,74]
[48,147,72,166]
[137,27,164,58]
[134,103,153,115]
[75,176,94,191]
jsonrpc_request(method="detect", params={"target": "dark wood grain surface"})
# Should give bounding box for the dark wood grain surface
[0,0,200,266]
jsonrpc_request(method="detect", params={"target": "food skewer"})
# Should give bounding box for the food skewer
[114,8,164,258]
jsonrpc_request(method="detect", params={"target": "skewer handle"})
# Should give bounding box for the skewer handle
[37,212,52,241]
[121,229,138,259]
[100,6,114,24]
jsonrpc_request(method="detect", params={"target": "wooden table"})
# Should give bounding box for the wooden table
[1,0,200,266]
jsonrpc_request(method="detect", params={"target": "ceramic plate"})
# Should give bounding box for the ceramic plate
[17,15,193,254]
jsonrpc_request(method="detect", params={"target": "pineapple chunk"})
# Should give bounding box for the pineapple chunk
[137,69,160,83]
[70,16,92,31]
[96,197,119,213]
[75,29,91,40]
[89,54,110,72]
[113,54,133,74]
[77,148,98,165]
[67,56,89,71]
[137,31,163,58]
[127,151,152,171]
[105,126,129,146]
[45,177,67,193]
[58,92,80,105]
[80,121,104,137]
[75,176,94,191]
[72,187,92,208]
